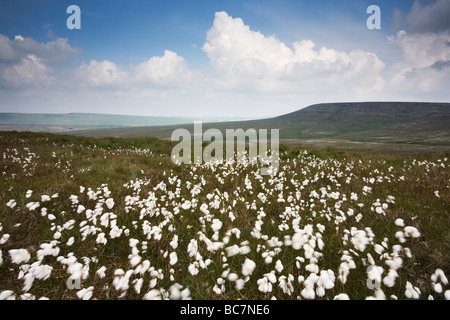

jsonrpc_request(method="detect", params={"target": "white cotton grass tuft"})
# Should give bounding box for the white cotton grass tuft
[300,275,317,300]
[405,281,421,299]
[228,273,239,282]
[170,235,179,250]
[22,273,34,292]
[211,219,223,232]
[367,266,384,289]
[66,237,75,246]
[433,283,443,293]
[235,279,246,291]
[133,278,144,294]
[96,233,107,245]
[395,231,406,243]
[188,263,199,276]
[242,258,256,277]
[169,283,183,299]
[6,199,17,209]
[445,290,450,300]
[113,269,133,292]
[169,252,178,265]
[9,249,31,264]
[385,256,403,271]
[257,272,277,293]
[351,229,369,252]
[143,289,162,300]
[20,293,36,300]
[169,283,191,300]
[278,274,294,296]
[305,259,319,274]
[0,234,10,245]
[77,286,94,300]
[431,268,448,286]
[383,269,399,287]
[275,260,284,273]
[129,255,142,268]
[404,226,421,238]
[291,232,308,250]
[109,226,123,239]
[33,264,53,280]
[26,202,40,211]
[374,244,384,255]
[239,243,251,255]
[367,289,387,300]
[0,290,16,300]
[96,266,107,279]
[334,293,350,300]
[318,269,335,290]
[225,245,240,257]
[105,198,115,209]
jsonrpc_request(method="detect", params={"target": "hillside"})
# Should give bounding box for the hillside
[69,102,450,152]
[271,102,450,140]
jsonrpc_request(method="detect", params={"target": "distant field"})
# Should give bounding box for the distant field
[0,131,449,300]
[4,103,449,153]
[68,102,450,153]
[0,113,252,133]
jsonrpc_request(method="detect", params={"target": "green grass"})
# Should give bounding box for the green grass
[0,131,449,300]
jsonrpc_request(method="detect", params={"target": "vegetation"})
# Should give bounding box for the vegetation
[68,102,450,153]
[0,131,449,300]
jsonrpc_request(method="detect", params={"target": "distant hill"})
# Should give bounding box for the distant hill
[67,102,450,152]
[0,113,197,132]
[269,102,450,142]
[0,113,253,133]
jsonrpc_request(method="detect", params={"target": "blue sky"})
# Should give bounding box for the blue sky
[0,0,410,65]
[0,0,449,117]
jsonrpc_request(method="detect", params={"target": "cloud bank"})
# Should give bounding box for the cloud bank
[202,11,385,96]
[406,0,450,33]
[388,30,450,93]
[0,34,80,65]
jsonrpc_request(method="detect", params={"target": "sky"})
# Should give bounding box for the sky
[0,0,449,118]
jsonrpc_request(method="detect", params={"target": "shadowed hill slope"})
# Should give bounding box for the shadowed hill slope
[68,102,450,151]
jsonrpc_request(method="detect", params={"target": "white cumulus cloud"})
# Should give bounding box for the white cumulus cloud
[387,30,450,93]
[202,11,385,96]
[0,33,79,88]
[76,60,129,88]
[3,54,55,87]
[134,50,192,86]
[0,33,80,65]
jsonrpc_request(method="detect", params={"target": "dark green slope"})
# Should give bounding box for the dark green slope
[269,102,450,141]
[68,102,450,151]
